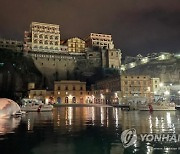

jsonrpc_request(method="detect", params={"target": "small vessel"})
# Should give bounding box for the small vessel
[138,99,176,111]
[21,99,53,112]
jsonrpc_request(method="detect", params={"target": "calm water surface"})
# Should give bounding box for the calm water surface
[1,107,180,154]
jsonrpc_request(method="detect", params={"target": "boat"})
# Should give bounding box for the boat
[21,99,53,112]
[138,99,176,111]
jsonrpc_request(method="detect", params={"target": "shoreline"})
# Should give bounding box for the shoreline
[53,103,112,108]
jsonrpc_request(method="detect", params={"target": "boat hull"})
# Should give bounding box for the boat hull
[139,105,176,111]
[21,105,53,112]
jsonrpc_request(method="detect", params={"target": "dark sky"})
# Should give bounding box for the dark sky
[0,0,180,56]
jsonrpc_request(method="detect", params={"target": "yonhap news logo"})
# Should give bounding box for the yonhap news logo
[121,128,180,148]
[121,128,137,148]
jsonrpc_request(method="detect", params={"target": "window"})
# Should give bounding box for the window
[73,86,76,90]
[58,86,60,90]
[65,86,68,90]
[45,35,48,39]
[34,39,38,43]
[39,34,43,38]
[80,86,83,90]
[45,40,48,45]
[34,34,38,37]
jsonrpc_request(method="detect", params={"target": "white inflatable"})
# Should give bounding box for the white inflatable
[0,98,21,117]
[0,117,21,135]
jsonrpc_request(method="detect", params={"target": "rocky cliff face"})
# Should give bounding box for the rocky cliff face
[124,57,180,84]
[0,49,42,98]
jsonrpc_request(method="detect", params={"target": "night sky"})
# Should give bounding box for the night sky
[0,0,180,56]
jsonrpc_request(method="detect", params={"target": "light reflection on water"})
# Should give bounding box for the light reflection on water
[0,107,180,154]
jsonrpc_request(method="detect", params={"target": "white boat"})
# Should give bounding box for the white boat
[138,99,176,111]
[21,99,53,112]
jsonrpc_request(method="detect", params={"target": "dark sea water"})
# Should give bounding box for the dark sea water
[1,107,180,154]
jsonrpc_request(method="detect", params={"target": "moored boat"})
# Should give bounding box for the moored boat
[138,100,176,111]
[21,99,53,112]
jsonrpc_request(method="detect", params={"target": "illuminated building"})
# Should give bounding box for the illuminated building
[24,22,60,52]
[54,80,89,104]
[92,75,152,104]
[85,33,114,49]
[121,75,152,99]
[65,37,85,52]
[28,90,47,101]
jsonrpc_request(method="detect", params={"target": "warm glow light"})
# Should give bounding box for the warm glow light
[100,94,104,99]
[159,82,164,87]
[68,94,72,99]
[45,98,49,104]
[164,90,170,95]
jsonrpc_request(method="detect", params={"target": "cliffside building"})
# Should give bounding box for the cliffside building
[65,37,85,52]
[85,33,114,50]
[0,39,23,52]
[24,22,60,53]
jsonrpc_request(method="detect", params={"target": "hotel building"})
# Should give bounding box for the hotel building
[92,75,152,105]
[65,37,85,52]
[24,22,60,52]
[85,33,114,49]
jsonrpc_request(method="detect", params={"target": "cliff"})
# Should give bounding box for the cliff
[123,57,180,84]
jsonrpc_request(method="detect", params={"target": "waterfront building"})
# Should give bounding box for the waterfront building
[54,80,88,104]
[29,89,47,101]
[151,78,160,95]
[85,33,114,49]
[24,22,60,53]
[91,76,121,104]
[64,37,85,52]
[92,75,152,105]
[121,75,152,98]
[0,38,23,52]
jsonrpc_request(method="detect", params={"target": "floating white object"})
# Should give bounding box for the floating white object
[0,98,21,117]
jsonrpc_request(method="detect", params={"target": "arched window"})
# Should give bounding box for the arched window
[72,97,76,103]
[65,97,68,104]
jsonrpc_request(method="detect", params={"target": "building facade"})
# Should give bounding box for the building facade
[101,49,122,69]
[54,80,88,104]
[65,37,85,52]
[92,75,153,105]
[91,76,121,104]
[0,39,23,52]
[85,33,114,49]
[121,75,152,100]
[151,78,160,95]
[24,22,60,53]
[29,89,47,101]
